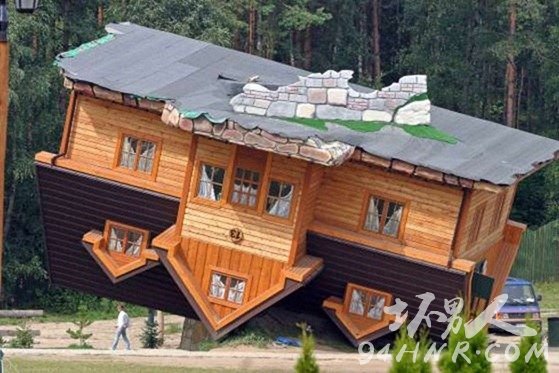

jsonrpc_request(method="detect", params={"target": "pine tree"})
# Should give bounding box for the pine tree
[390,326,432,373]
[438,314,491,373]
[295,322,319,373]
[140,319,163,349]
[509,320,547,373]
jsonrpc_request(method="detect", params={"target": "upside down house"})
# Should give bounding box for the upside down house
[35,23,559,346]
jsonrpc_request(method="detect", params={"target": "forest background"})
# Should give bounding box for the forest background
[4,0,558,312]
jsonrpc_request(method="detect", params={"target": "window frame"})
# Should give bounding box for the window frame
[359,192,408,241]
[343,283,392,322]
[206,267,250,308]
[193,161,228,206]
[263,178,297,222]
[102,220,150,259]
[228,147,267,211]
[113,130,162,180]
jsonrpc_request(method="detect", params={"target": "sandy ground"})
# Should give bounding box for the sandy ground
[1,315,186,350]
[0,315,548,372]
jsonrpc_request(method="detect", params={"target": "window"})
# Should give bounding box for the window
[265,180,294,218]
[197,164,226,201]
[230,147,266,209]
[106,223,148,257]
[209,271,247,305]
[231,167,260,207]
[346,284,389,321]
[363,195,405,237]
[469,203,486,244]
[490,193,506,231]
[118,134,158,174]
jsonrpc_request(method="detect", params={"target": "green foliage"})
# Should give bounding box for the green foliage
[295,322,319,373]
[390,327,432,373]
[140,319,163,349]
[402,125,458,144]
[509,320,547,373]
[65,306,93,349]
[9,322,34,348]
[438,315,491,373]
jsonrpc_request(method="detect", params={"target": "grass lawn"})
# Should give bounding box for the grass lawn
[533,282,559,310]
[3,358,242,373]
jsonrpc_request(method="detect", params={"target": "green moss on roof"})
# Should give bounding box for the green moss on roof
[402,124,458,144]
[57,34,115,60]
[283,117,386,133]
[281,116,457,144]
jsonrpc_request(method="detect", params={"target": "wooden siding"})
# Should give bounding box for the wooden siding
[61,95,192,197]
[313,162,463,261]
[35,163,196,318]
[289,232,468,340]
[182,138,308,262]
[454,186,517,260]
[175,237,285,318]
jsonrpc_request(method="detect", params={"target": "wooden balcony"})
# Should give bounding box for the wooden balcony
[82,229,160,283]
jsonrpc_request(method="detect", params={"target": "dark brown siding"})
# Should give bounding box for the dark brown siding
[36,163,196,318]
[293,232,468,339]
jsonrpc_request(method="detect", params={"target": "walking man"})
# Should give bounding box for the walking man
[112,303,131,350]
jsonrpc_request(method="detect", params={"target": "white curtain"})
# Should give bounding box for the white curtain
[138,142,155,172]
[232,182,257,206]
[109,228,124,252]
[199,166,217,200]
[383,205,403,236]
[367,296,385,320]
[268,187,293,218]
[125,233,143,256]
[228,280,246,304]
[365,198,381,232]
[210,274,226,299]
[119,137,136,169]
[349,289,365,315]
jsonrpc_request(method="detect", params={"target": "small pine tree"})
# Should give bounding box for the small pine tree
[295,322,319,373]
[9,322,34,348]
[66,310,93,349]
[390,326,432,373]
[140,319,163,348]
[509,320,547,373]
[438,314,491,373]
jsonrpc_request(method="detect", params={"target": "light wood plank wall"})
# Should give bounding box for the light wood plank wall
[313,162,464,259]
[63,95,192,197]
[182,137,307,262]
[454,186,517,260]
[174,237,285,318]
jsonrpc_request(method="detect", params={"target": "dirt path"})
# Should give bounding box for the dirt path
[1,315,186,350]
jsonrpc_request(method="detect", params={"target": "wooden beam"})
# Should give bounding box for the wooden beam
[391,160,416,175]
[59,91,77,154]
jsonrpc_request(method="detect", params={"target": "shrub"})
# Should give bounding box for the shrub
[295,322,319,373]
[140,319,163,348]
[390,326,432,373]
[66,307,93,349]
[438,314,491,373]
[509,320,546,373]
[9,322,34,348]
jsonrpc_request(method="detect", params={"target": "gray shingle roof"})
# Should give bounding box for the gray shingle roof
[56,22,559,186]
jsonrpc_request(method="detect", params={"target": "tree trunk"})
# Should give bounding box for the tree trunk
[247,1,256,54]
[97,3,104,26]
[303,28,312,70]
[179,318,211,351]
[504,0,517,127]
[371,0,382,84]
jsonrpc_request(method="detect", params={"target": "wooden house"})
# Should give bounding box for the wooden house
[35,23,559,346]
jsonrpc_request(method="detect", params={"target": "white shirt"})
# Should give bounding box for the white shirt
[117,310,129,328]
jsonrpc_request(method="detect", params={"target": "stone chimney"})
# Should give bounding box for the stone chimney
[230,70,430,125]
